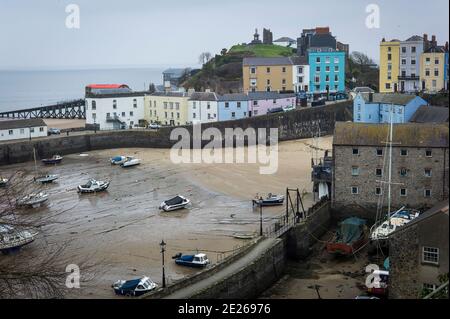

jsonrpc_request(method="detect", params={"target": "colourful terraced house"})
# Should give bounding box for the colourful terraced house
[217,94,249,121]
[379,39,401,93]
[308,50,346,95]
[420,45,449,93]
[144,92,190,126]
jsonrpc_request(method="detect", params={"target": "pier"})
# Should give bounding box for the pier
[0,99,86,119]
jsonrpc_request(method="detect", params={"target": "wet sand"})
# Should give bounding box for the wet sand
[43,119,86,130]
[0,136,333,298]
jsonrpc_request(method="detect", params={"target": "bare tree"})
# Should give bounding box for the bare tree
[198,52,212,65]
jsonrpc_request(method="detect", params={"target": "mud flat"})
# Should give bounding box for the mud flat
[0,136,332,298]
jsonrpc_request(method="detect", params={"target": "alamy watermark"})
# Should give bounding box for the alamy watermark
[65,4,80,29]
[170,124,279,175]
[365,4,380,29]
[66,264,81,288]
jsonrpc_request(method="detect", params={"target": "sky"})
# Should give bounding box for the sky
[0,0,449,70]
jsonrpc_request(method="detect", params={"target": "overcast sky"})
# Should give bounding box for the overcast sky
[0,0,448,70]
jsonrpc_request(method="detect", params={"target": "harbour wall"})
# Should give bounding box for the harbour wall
[0,101,352,166]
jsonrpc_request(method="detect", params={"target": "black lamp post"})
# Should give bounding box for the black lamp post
[259,197,263,236]
[94,118,97,133]
[160,240,166,288]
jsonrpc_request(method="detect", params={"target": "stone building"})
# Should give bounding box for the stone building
[332,122,449,219]
[389,201,449,299]
[263,28,273,45]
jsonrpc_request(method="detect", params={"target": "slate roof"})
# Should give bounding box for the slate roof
[359,93,420,105]
[217,93,249,101]
[274,37,296,43]
[410,105,449,123]
[424,46,446,53]
[290,56,308,65]
[333,122,449,148]
[0,118,47,130]
[243,57,294,66]
[149,92,189,97]
[352,87,375,93]
[247,92,296,100]
[405,35,423,42]
[189,92,218,101]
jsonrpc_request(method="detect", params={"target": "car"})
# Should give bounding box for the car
[267,107,284,114]
[148,123,161,130]
[47,128,61,135]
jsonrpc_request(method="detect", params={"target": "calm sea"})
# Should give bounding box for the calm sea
[0,68,166,112]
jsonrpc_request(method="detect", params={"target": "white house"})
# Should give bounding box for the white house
[273,37,297,48]
[0,118,47,142]
[85,84,145,130]
[188,92,219,124]
[292,56,310,92]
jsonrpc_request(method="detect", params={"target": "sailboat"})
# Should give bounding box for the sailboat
[369,104,421,246]
[33,148,58,184]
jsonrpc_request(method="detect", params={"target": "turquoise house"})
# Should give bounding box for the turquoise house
[308,50,346,95]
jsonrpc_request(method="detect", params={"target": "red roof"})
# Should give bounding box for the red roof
[86,84,129,89]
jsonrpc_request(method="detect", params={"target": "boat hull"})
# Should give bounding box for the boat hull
[77,182,110,193]
[42,158,63,165]
[175,260,208,268]
[327,236,368,256]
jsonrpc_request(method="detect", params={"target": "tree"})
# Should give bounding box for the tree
[221,48,228,56]
[148,83,156,93]
[198,52,212,65]
[350,51,375,68]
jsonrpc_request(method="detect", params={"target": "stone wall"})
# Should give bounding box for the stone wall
[0,101,352,166]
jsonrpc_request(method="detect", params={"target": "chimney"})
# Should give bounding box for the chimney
[423,34,429,50]
[205,88,211,93]
[369,92,374,103]
[432,35,437,47]
[445,42,449,52]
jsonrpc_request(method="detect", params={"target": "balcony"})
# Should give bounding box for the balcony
[398,75,420,81]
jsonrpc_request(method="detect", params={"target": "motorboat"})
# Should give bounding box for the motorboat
[0,225,37,254]
[159,195,190,212]
[121,157,141,168]
[370,207,420,242]
[34,174,59,184]
[17,192,49,207]
[326,217,369,256]
[173,253,210,268]
[0,177,8,187]
[232,232,257,240]
[77,179,110,193]
[252,193,285,206]
[110,156,127,165]
[42,155,63,165]
[112,276,158,297]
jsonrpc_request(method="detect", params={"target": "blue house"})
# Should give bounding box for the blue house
[308,50,346,95]
[217,94,249,121]
[353,93,428,123]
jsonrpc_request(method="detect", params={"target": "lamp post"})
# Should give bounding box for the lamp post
[160,240,166,288]
[259,197,263,237]
[93,117,97,133]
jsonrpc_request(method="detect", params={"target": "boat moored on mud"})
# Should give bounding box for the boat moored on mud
[0,225,38,254]
[77,179,110,193]
[17,192,49,207]
[41,155,63,165]
[173,253,210,268]
[121,157,141,168]
[252,193,285,206]
[327,217,369,256]
[159,195,190,212]
[34,174,59,184]
[112,276,158,297]
[0,177,8,187]
[110,156,127,165]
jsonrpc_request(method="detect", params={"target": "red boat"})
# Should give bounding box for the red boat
[326,217,369,256]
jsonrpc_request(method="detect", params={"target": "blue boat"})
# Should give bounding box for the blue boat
[41,155,63,165]
[112,276,157,297]
[174,253,210,268]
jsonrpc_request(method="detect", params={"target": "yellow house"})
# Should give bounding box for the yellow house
[144,92,190,126]
[379,39,400,93]
[420,46,446,92]
[243,57,294,93]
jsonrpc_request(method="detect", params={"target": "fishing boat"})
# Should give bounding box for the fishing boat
[121,157,141,168]
[17,192,49,207]
[42,155,63,165]
[159,195,190,212]
[173,253,210,268]
[252,193,285,206]
[0,225,37,254]
[112,276,158,297]
[326,217,369,256]
[77,179,110,193]
[110,156,127,165]
[34,174,59,184]
[0,177,8,187]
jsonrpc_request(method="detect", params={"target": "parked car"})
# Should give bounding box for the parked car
[148,123,161,130]
[267,107,284,114]
[48,128,61,135]
[311,99,326,107]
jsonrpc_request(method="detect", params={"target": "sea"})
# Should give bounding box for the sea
[0,67,168,112]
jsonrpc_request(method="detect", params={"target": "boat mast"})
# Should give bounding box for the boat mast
[33,147,37,176]
[387,104,394,228]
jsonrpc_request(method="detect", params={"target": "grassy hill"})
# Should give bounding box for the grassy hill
[229,44,295,57]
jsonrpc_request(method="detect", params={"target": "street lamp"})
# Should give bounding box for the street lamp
[259,197,263,237]
[160,240,166,288]
[93,117,97,133]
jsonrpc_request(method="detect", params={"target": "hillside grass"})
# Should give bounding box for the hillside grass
[229,44,295,57]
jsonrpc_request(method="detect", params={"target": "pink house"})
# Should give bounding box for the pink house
[247,92,297,117]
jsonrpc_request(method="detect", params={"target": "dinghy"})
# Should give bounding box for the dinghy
[42,155,63,165]
[112,276,158,297]
[174,253,210,268]
[252,193,285,206]
[34,174,59,184]
[159,195,190,212]
[0,177,8,187]
[121,157,141,168]
[0,225,37,254]
[110,156,127,165]
[17,192,49,207]
[77,179,110,193]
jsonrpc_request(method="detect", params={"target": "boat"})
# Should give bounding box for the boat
[77,179,110,193]
[366,269,389,296]
[370,207,420,242]
[232,232,257,240]
[17,192,49,207]
[252,193,285,206]
[110,156,127,165]
[112,276,158,297]
[159,195,190,212]
[174,253,210,268]
[42,155,63,165]
[121,157,141,167]
[326,217,369,256]
[34,174,59,184]
[0,177,8,187]
[0,225,37,254]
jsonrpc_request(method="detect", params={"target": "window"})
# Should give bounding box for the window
[435,58,439,65]
[171,112,174,118]
[352,148,359,155]
[267,79,271,85]
[237,102,241,108]
[39,127,44,132]
[388,53,392,61]
[401,47,406,53]
[411,59,416,65]
[424,169,432,177]
[266,67,271,73]
[401,59,406,65]
[164,102,168,109]
[129,111,133,116]
[401,70,406,77]
[434,69,439,77]
[225,102,229,108]
[325,57,330,63]
[411,46,416,53]
[133,99,137,108]
[282,79,286,85]
[376,187,382,196]
[253,101,258,106]
[387,73,392,80]
[334,66,339,72]
[334,75,339,82]
[266,87,271,92]
[251,67,256,74]
[207,103,210,109]
[388,64,392,71]
[400,168,408,177]
[325,75,330,82]
[164,112,167,118]
[426,150,432,157]
[153,101,156,107]
[351,187,359,195]
[400,149,408,156]
[400,188,407,197]
[298,67,303,73]
[282,67,286,73]
[386,83,391,89]
[425,69,430,76]
[432,80,437,88]
[334,57,339,64]
[169,102,174,109]
[316,57,320,63]
[351,167,359,176]
[273,99,276,104]
[316,66,321,72]
[193,102,196,108]
[376,149,383,156]
[254,110,258,115]
[422,247,439,264]
[388,47,391,52]
[91,114,96,121]
[121,112,125,117]
[424,189,432,198]
[8,129,13,135]
[315,76,320,83]
[92,101,96,110]
[193,113,196,119]
[20,129,24,134]
[177,112,180,119]
[175,103,180,110]
[231,112,236,118]
[376,168,383,177]
[112,100,117,109]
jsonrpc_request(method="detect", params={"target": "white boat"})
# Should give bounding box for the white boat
[121,157,141,168]
[34,174,59,184]
[77,179,110,193]
[110,156,127,165]
[370,207,420,241]
[0,177,8,187]
[159,195,190,212]
[112,276,158,297]
[17,192,49,207]
[232,232,257,240]
[252,193,285,206]
[0,225,38,254]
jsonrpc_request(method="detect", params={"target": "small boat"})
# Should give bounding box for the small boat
[159,195,190,212]
[0,177,8,187]
[34,174,59,184]
[0,225,37,254]
[370,207,420,242]
[252,193,285,206]
[112,276,158,297]
[17,192,49,207]
[232,232,257,240]
[77,179,110,193]
[42,155,63,165]
[326,217,369,256]
[121,157,141,168]
[366,269,389,296]
[110,156,127,165]
[174,253,210,268]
